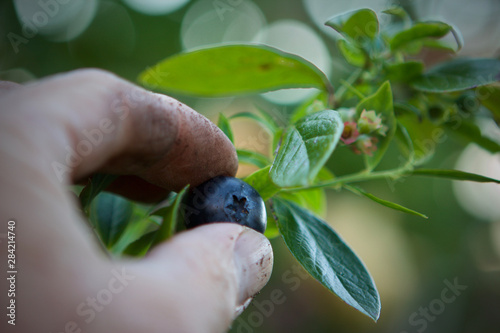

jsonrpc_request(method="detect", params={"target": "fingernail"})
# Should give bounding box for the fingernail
[233,228,273,306]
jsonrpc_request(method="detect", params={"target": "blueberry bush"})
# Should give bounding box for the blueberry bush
[79,7,500,321]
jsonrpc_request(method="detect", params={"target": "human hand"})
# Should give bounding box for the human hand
[0,69,273,333]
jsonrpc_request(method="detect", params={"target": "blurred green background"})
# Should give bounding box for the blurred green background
[1,0,500,332]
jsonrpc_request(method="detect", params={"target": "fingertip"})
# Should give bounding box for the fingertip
[233,227,274,304]
[140,103,238,192]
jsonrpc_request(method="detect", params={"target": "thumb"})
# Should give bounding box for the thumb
[106,224,273,333]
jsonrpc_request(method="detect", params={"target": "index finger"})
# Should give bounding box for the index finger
[3,69,238,192]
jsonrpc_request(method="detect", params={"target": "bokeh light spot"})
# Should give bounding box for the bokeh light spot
[14,0,98,42]
[122,0,190,16]
[181,0,265,50]
[453,144,500,221]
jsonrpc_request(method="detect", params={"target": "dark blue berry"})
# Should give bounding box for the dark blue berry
[183,176,266,233]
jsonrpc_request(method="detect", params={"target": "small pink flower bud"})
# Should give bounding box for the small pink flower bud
[341,121,360,145]
[358,109,385,135]
[355,136,379,156]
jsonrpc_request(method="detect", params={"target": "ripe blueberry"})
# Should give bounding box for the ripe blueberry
[183,176,267,233]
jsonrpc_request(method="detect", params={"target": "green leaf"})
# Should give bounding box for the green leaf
[450,25,464,52]
[256,107,281,132]
[444,121,500,153]
[230,111,277,133]
[325,8,379,41]
[139,44,332,97]
[217,113,234,144]
[123,231,157,257]
[270,110,344,187]
[421,40,456,53]
[278,189,326,217]
[264,201,280,239]
[149,193,177,217]
[382,7,411,23]
[412,169,500,184]
[111,213,159,255]
[90,192,133,248]
[244,166,280,201]
[356,81,396,170]
[237,149,271,168]
[384,61,424,82]
[345,185,428,219]
[79,174,118,215]
[338,39,366,67]
[394,122,415,164]
[390,21,451,51]
[271,128,284,156]
[394,102,423,118]
[397,113,438,165]
[411,58,500,93]
[316,166,336,182]
[151,186,189,247]
[277,167,332,216]
[477,84,500,123]
[273,199,380,321]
